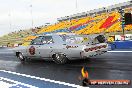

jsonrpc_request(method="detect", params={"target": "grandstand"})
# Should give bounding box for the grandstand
[0,29,40,47]
[0,1,132,47]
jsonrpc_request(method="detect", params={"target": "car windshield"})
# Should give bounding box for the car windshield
[60,35,88,44]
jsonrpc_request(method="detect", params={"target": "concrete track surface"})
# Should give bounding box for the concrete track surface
[0,48,131,88]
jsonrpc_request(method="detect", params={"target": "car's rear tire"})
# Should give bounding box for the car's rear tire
[17,53,25,62]
[52,53,68,64]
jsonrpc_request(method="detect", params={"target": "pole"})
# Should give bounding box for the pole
[75,0,78,12]
[30,4,34,29]
[119,8,125,35]
[8,12,12,30]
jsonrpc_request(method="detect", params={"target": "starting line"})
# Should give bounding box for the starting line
[0,70,87,88]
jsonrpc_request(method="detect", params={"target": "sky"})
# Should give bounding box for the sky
[0,0,129,36]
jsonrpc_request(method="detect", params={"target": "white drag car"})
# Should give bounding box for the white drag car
[13,34,108,64]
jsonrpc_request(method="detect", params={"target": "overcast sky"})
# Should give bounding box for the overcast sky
[0,0,129,36]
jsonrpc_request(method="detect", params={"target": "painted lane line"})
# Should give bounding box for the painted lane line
[108,51,132,53]
[0,70,88,88]
[0,81,12,88]
[0,77,38,88]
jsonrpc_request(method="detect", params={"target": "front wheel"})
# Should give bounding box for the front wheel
[52,54,68,64]
[17,53,25,62]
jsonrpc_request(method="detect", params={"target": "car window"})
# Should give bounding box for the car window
[60,35,88,44]
[31,36,54,45]
[59,35,78,43]
[30,36,43,45]
[41,36,54,44]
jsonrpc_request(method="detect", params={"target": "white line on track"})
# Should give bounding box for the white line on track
[108,51,132,53]
[0,70,88,88]
[0,77,38,88]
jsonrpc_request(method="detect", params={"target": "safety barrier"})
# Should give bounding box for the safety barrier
[110,40,132,50]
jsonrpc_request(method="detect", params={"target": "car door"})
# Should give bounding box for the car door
[38,36,54,58]
[27,36,43,58]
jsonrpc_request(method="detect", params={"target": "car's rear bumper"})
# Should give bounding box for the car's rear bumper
[80,44,108,58]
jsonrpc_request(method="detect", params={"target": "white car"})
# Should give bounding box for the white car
[13,34,108,64]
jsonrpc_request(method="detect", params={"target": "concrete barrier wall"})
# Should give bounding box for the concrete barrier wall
[110,40,132,50]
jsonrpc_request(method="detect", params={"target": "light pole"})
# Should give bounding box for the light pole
[75,0,78,12]
[8,12,12,30]
[118,8,125,35]
[30,4,34,29]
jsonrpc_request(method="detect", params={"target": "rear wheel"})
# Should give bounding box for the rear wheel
[52,53,68,64]
[17,53,25,62]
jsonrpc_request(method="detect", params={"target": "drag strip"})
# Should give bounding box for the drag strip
[0,70,83,88]
[0,48,131,88]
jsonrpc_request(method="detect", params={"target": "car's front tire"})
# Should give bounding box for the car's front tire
[17,53,25,62]
[52,53,68,64]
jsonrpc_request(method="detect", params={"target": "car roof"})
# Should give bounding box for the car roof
[36,33,76,37]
